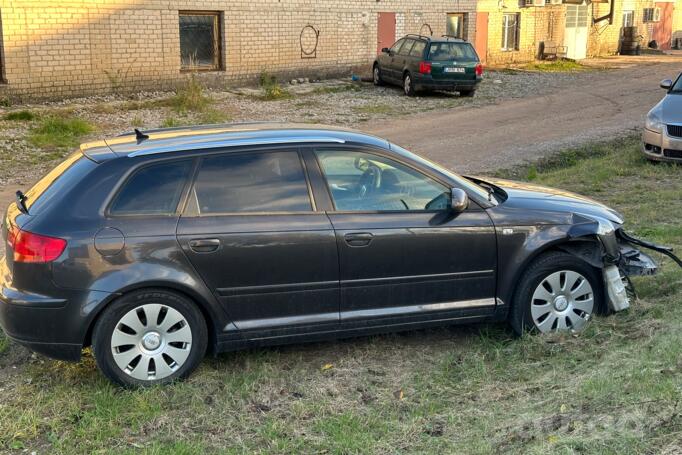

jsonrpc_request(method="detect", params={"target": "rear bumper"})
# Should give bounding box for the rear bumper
[414,75,481,91]
[642,127,682,162]
[0,261,114,361]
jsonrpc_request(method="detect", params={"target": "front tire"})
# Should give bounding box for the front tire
[92,289,208,387]
[509,251,606,335]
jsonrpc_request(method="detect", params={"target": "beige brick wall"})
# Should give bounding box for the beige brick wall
[0,0,477,99]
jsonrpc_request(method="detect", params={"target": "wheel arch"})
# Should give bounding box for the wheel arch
[82,281,220,354]
[502,235,604,313]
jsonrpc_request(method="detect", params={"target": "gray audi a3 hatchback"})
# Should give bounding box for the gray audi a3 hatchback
[0,123,674,386]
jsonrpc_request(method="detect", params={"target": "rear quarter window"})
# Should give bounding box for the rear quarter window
[109,159,193,216]
[24,151,97,215]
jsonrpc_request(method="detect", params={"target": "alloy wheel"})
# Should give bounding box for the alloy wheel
[373,67,380,85]
[110,303,193,381]
[404,75,412,95]
[530,270,594,332]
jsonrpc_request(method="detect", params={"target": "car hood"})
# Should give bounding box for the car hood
[475,177,624,224]
[659,94,682,124]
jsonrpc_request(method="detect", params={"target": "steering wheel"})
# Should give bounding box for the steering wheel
[357,164,382,198]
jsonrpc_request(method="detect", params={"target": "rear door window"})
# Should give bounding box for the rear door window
[110,159,193,216]
[191,151,312,214]
[428,42,478,61]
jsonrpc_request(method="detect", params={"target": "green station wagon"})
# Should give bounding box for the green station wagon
[373,34,483,97]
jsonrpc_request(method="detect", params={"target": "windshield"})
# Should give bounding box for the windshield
[427,42,478,62]
[671,74,682,93]
[389,143,492,201]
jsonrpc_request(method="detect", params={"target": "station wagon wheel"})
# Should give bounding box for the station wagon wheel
[373,65,384,86]
[509,251,606,335]
[404,73,416,96]
[530,270,594,332]
[93,289,207,387]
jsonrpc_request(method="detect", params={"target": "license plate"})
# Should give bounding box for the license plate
[444,67,465,73]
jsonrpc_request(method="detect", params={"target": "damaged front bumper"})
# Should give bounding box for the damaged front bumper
[603,229,681,312]
[566,215,682,313]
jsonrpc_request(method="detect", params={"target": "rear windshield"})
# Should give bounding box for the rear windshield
[427,42,478,62]
[23,151,96,215]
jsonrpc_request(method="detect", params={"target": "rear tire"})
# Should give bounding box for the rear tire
[509,251,606,335]
[92,289,208,387]
[403,73,417,96]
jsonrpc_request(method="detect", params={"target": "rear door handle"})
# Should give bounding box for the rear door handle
[344,232,373,247]
[188,238,221,253]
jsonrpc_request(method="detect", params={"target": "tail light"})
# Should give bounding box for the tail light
[419,61,432,75]
[7,224,66,263]
[475,63,484,77]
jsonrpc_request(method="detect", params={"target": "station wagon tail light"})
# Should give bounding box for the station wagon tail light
[419,61,432,74]
[8,224,66,263]
[475,63,484,76]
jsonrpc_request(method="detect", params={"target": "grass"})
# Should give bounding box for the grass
[1,136,682,454]
[256,71,292,101]
[3,110,36,121]
[522,59,590,72]
[28,116,94,149]
[168,75,212,113]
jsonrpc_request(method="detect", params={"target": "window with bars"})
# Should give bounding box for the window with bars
[643,7,660,23]
[179,11,223,71]
[502,13,520,51]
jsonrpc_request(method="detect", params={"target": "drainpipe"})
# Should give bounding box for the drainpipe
[593,0,615,25]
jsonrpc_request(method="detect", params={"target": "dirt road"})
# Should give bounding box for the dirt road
[366,56,682,173]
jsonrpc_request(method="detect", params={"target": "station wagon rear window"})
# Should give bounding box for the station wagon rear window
[23,151,96,215]
[427,42,478,61]
[110,160,193,215]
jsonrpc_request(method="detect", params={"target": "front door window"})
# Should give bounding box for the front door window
[315,150,450,212]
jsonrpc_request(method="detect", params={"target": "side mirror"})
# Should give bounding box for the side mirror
[450,188,469,212]
[381,47,390,54]
[660,79,673,90]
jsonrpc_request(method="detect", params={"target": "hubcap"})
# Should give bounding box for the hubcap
[530,270,594,333]
[374,68,380,83]
[111,304,192,381]
[404,76,411,93]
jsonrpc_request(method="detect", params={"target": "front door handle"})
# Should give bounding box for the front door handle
[344,232,373,247]
[189,238,221,253]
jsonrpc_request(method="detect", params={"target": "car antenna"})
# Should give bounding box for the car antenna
[134,128,149,144]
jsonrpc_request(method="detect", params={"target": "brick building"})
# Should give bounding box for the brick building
[0,1,679,100]
[0,0,477,99]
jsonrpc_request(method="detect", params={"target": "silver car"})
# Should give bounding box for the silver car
[643,73,682,162]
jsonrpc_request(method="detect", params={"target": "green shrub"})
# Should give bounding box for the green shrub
[169,75,211,113]
[28,116,94,149]
[258,71,291,101]
[4,110,36,121]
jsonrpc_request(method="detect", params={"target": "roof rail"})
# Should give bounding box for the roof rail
[441,35,465,41]
[405,33,431,40]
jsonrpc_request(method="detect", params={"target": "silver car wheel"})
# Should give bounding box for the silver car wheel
[373,67,380,84]
[530,270,594,333]
[404,75,411,94]
[111,304,193,381]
